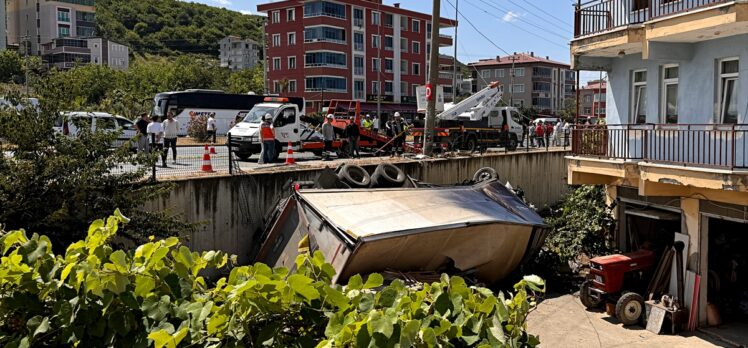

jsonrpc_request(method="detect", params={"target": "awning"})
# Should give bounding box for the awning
[360,103,417,113]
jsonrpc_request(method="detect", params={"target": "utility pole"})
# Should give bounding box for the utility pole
[424,0,440,155]
[508,54,518,106]
[452,0,459,103]
[262,20,268,95]
[376,3,382,123]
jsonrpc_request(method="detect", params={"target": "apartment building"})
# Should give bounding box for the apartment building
[468,53,576,114]
[41,37,129,70]
[219,36,262,71]
[257,0,455,115]
[569,0,748,332]
[578,79,606,120]
[0,1,7,49]
[7,0,97,56]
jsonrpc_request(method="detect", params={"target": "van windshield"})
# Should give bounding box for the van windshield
[243,106,276,123]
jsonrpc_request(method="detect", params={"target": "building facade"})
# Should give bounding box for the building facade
[0,1,7,49]
[468,53,576,114]
[219,36,261,71]
[42,37,129,70]
[257,0,455,114]
[7,0,97,56]
[578,79,606,120]
[569,0,748,330]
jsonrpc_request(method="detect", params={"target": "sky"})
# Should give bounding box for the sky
[181,0,599,83]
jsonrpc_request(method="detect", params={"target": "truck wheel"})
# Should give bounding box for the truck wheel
[273,141,282,162]
[579,280,602,309]
[337,164,371,188]
[312,149,323,157]
[615,292,644,325]
[466,137,478,153]
[236,153,251,161]
[508,135,518,151]
[371,164,406,188]
[472,167,498,183]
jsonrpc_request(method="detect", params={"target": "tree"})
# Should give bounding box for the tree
[0,50,24,84]
[226,65,264,94]
[558,97,578,122]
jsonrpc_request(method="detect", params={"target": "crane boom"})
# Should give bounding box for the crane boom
[437,81,503,121]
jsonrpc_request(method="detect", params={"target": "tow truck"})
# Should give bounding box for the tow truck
[413,81,525,152]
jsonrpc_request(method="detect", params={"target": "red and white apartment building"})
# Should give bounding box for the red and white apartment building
[257,0,456,115]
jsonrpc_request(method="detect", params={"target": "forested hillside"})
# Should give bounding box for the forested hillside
[96,0,264,56]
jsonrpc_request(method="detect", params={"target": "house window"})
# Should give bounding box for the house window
[273,57,281,70]
[372,35,380,49]
[631,70,647,124]
[272,11,280,23]
[401,82,409,96]
[372,81,380,94]
[354,80,365,99]
[272,34,281,47]
[384,13,393,28]
[495,69,504,78]
[372,11,380,26]
[58,24,70,37]
[273,81,280,94]
[719,58,739,124]
[400,38,408,53]
[354,56,364,75]
[400,16,408,31]
[401,60,408,75]
[57,8,70,22]
[513,68,525,77]
[481,70,490,79]
[372,58,380,72]
[384,36,393,51]
[512,84,524,93]
[288,80,297,92]
[513,99,524,108]
[412,19,420,33]
[426,22,432,38]
[412,41,420,54]
[384,58,393,73]
[661,65,678,124]
[287,8,295,21]
[384,81,393,95]
[353,8,364,27]
[354,32,364,51]
[288,56,296,69]
[288,32,296,46]
[632,0,648,11]
[412,63,420,75]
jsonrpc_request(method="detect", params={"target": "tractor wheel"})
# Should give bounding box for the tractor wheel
[466,137,478,153]
[615,292,645,326]
[579,280,602,309]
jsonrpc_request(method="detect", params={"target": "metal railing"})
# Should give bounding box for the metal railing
[572,124,748,170]
[574,0,730,38]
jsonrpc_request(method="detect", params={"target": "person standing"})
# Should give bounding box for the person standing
[563,121,571,147]
[391,112,405,157]
[345,117,360,158]
[135,113,150,153]
[147,116,167,167]
[162,112,179,164]
[535,121,545,148]
[544,121,554,149]
[321,114,335,161]
[553,121,562,146]
[259,114,275,164]
[372,114,380,134]
[206,113,217,144]
[362,115,372,131]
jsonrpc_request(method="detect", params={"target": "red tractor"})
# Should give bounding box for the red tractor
[580,250,657,325]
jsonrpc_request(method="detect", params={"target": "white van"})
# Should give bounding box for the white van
[54,112,138,149]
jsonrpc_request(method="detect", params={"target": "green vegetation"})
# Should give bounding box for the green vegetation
[545,185,616,262]
[0,211,544,347]
[96,0,264,56]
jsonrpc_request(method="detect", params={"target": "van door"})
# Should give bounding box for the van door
[273,107,299,143]
[95,117,120,147]
[509,109,524,137]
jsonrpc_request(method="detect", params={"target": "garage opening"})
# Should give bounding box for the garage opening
[706,218,748,334]
[624,207,681,254]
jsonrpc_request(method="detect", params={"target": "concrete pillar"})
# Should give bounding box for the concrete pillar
[680,197,706,326]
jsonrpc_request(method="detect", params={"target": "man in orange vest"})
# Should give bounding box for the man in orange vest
[259,114,275,164]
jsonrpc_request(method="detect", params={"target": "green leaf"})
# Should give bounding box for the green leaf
[347,274,363,290]
[109,250,128,273]
[421,328,437,348]
[288,274,320,302]
[27,316,49,338]
[207,313,228,335]
[363,273,384,289]
[135,275,156,298]
[523,275,546,292]
[323,285,350,310]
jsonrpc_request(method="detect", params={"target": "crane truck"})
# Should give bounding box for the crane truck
[415,81,526,152]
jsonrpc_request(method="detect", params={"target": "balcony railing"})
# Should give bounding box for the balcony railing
[572,124,748,170]
[574,0,730,38]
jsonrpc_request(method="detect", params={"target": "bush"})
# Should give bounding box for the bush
[187,114,210,142]
[544,185,616,263]
[0,211,545,347]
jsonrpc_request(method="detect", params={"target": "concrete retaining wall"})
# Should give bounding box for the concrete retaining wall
[144,150,569,264]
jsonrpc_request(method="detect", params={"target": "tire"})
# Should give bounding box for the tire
[615,292,645,326]
[371,164,406,188]
[466,137,478,153]
[472,167,498,183]
[236,153,251,161]
[579,280,603,309]
[507,135,518,151]
[337,164,371,188]
[312,149,323,157]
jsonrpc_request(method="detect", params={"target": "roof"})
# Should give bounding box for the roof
[297,181,546,239]
[468,53,569,68]
[580,81,607,91]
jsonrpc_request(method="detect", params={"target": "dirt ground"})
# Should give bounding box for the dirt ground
[527,294,731,347]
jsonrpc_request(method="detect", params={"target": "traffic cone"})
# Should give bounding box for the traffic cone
[285,142,296,165]
[210,146,217,154]
[201,144,214,172]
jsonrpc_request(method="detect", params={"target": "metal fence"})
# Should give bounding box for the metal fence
[146,133,236,181]
[574,0,730,37]
[572,124,748,170]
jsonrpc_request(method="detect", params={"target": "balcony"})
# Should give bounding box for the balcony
[574,0,730,38]
[438,34,453,47]
[572,124,748,170]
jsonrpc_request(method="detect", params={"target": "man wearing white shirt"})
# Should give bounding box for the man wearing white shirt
[147,116,167,168]
[162,112,179,164]
[206,114,217,144]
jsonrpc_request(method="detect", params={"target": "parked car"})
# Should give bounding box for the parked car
[54,112,138,149]
[531,117,561,126]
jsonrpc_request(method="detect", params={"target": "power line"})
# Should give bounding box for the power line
[443,0,510,56]
[496,0,574,34]
[518,0,573,26]
[477,0,572,40]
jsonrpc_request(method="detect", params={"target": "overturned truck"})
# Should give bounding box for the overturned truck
[255,165,550,284]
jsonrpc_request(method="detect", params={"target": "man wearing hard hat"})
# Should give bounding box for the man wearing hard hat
[391,112,406,157]
[321,114,335,161]
[258,114,275,164]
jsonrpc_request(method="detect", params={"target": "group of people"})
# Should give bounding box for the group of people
[526,120,571,148]
[134,112,180,167]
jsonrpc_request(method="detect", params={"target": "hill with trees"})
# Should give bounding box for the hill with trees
[96,0,264,56]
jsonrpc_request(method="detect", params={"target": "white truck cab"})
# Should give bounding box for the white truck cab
[227,97,306,160]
